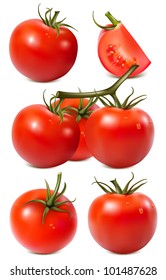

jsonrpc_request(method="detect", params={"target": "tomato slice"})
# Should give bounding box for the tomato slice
[95,12,151,77]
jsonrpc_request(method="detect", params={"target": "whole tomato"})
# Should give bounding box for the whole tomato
[12,99,80,168]
[9,5,78,82]
[93,11,151,77]
[56,65,154,168]
[56,98,99,161]
[10,173,77,254]
[85,105,154,168]
[88,173,157,254]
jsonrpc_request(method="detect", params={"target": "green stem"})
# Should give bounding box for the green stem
[56,65,138,102]
[105,11,120,27]
[92,10,120,30]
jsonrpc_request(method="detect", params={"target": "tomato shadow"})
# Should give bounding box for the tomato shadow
[100,162,134,170]
[27,249,63,255]
[105,248,141,255]
[25,163,57,170]
[105,71,147,80]
[24,76,63,84]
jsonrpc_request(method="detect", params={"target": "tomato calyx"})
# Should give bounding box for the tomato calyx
[24,173,76,224]
[93,172,147,195]
[92,11,121,30]
[56,65,146,109]
[44,91,98,122]
[43,92,70,121]
[69,96,99,122]
[38,4,77,34]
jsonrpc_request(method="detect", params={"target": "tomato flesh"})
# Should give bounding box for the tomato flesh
[98,23,151,77]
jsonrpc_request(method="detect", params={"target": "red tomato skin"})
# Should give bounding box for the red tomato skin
[57,98,99,161]
[9,19,78,82]
[85,107,154,168]
[88,193,157,254]
[98,23,151,77]
[10,189,77,254]
[12,104,80,167]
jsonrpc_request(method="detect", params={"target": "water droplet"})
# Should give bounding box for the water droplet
[139,208,144,214]
[136,123,141,130]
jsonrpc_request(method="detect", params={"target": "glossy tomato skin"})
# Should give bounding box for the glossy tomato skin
[88,192,157,254]
[9,19,78,82]
[12,104,80,167]
[98,23,151,77]
[57,98,99,161]
[85,107,154,168]
[10,189,77,254]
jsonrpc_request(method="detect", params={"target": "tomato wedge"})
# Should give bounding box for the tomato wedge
[93,11,151,77]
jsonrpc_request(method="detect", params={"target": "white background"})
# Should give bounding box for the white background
[1,0,165,278]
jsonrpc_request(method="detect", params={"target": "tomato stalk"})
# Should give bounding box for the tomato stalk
[56,65,146,109]
[92,11,120,30]
[93,173,147,195]
[24,173,75,224]
[38,4,77,34]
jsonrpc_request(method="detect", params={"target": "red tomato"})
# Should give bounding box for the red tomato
[10,173,77,254]
[88,174,157,254]
[12,104,80,167]
[9,7,78,82]
[57,98,99,161]
[85,107,154,168]
[94,12,150,77]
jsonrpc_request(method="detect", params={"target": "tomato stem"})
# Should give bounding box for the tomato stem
[92,11,120,30]
[38,4,77,34]
[105,11,120,27]
[56,65,137,99]
[92,173,147,195]
[56,65,146,109]
[24,173,75,224]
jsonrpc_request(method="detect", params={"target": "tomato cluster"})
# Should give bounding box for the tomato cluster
[9,6,157,255]
[12,65,154,168]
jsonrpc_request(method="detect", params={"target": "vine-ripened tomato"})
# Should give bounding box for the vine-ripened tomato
[57,98,99,161]
[55,65,154,168]
[12,103,80,168]
[85,106,154,168]
[93,11,151,77]
[10,173,77,254]
[88,173,157,254]
[9,5,78,82]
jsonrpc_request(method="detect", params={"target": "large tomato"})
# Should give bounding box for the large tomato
[93,11,150,77]
[56,98,99,161]
[85,104,154,168]
[10,173,77,254]
[9,5,78,82]
[88,173,157,254]
[12,103,80,168]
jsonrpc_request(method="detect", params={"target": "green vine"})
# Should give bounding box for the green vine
[56,65,147,109]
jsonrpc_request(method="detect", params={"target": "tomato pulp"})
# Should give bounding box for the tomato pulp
[94,12,151,77]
